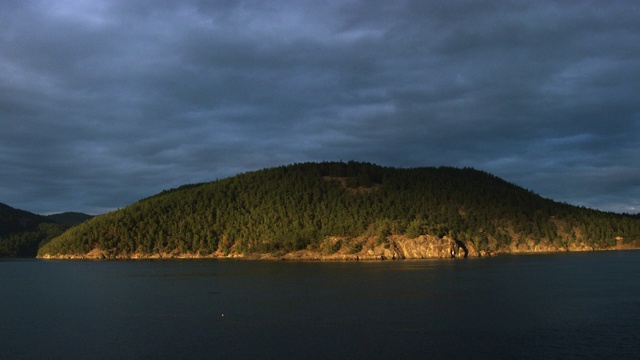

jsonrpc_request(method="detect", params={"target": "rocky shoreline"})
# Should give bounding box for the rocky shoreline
[37,234,639,261]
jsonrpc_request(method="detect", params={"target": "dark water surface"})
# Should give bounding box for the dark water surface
[2,251,640,359]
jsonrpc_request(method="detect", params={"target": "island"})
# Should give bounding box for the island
[29,161,639,260]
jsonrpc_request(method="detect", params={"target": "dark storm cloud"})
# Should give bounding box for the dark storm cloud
[1,0,638,214]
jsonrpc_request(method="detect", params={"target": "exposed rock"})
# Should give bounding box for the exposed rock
[38,234,639,261]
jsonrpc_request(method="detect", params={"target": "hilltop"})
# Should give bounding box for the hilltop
[37,162,640,260]
[45,212,94,226]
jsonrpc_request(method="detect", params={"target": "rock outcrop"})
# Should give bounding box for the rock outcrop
[38,234,634,261]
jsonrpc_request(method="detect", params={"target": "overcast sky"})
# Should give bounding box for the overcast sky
[1,0,639,215]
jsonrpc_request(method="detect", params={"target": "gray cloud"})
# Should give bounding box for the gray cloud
[1,0,638,214]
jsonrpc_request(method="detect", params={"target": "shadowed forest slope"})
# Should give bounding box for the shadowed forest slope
[0,203,70,257]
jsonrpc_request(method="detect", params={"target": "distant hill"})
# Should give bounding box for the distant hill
[1,203,47,236]
[46,212,94,226]
[37,162,640,260]
[0,203,69,257]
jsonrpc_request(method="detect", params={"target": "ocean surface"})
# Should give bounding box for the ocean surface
[2,251,640,359]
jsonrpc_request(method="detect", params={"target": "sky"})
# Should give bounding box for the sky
[1,0,639,215]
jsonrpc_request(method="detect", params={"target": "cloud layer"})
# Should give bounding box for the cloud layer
[1,0,639,214]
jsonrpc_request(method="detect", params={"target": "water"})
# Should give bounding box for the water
[2,251,640,359]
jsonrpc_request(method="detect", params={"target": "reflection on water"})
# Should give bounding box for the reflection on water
[1,251,640,359]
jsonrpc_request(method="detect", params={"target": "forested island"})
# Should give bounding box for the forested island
[33,162,640,260]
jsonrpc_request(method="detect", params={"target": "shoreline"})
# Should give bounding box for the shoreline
[37,246,640,261]
[36,234,640,261]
